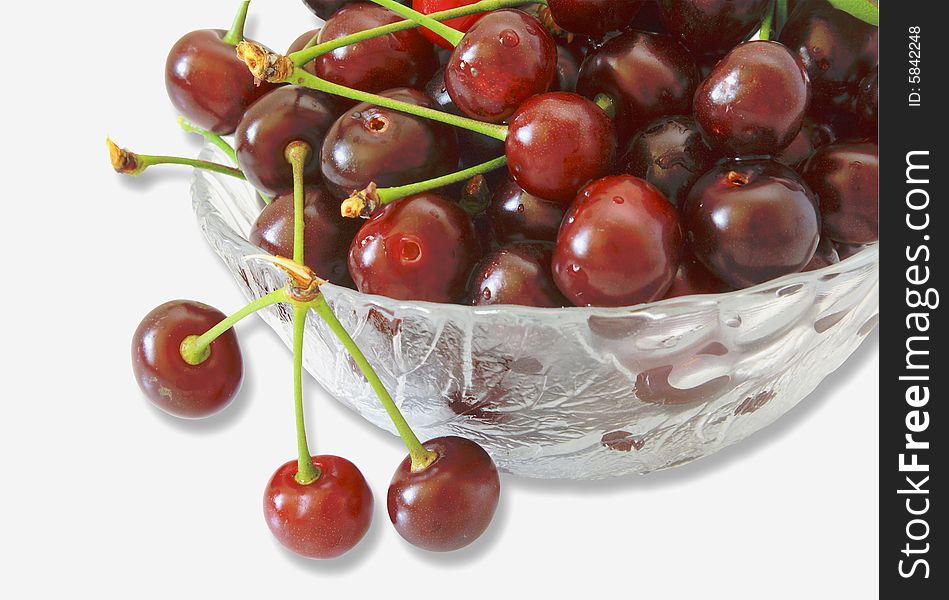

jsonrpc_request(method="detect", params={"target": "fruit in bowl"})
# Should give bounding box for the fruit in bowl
[111,0,879,560]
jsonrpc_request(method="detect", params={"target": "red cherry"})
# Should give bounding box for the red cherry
[264,456,373,560]
[487,177,566,244]
[547,0,644,37]
[445,9,557,123]
[553,176,684,307]
[467,241,570,307]
[388,437,500,552]
[131,301,243,419]
[802,141,879,245]
[657,0,772,58]
[165,30,277,135]
[348,193,480,303]
[414,0,486,49]
[506,92,617,204]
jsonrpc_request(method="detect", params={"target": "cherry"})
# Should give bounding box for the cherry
[349,193,480,303]
[414,0,486,49]
[165,30,276,135]
[620,115,715,209]
[467,241,569,307]
[682,159,820,289]
[663,252,732,299]
[131,300,242,419]
[553,176,683,307]
[249,186,361,286]
[546,0,644,37]
[779,0,878,113]
[445,9,557,123]
[855,66,878,139]
[802,141,879,245]
[774,119,836,169]
[506,92,617,204]
[694,40,811,156]
[301,0,359,20]
[315,3,438,99]
[657,0,772,58]
[576,31,700,139]
[552,42,583,93]
[320,88,459,200]
[487,176,566,244]
[287,28,322,77]
[264,455,373,559]
[388,436,500,552]
[802,237,840,272]
[235,86,338,197]
[629,0,668,34]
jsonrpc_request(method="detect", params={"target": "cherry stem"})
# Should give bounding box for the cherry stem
[287,0,541,68]
[760,0,775,40]
[107,138,245,179]
[177,117,238,164]
[222,1,252,46]
[310,295,437,471]
[594,93,617,119]
[285,141,312,265]
[180,288,288,366]
[291,303,320,484]
[368,0,465,46]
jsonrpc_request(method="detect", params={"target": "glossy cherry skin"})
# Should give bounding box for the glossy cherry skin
[694,40,811,156]
[663,252,732,299]
[682,159,820,289]
[506,92,617,204]
[349,193,479,303]
[553,176,684,307]
[620,116,715,209]
[657,0,771,58]
[235,86,338,197]
[779,0,878,112]
[445,9,557,123]
[467,242,570,307]
[855,66,878,138]
[165,30,276,135]
[774,119,836,169]
[302,0,359,19]
[547,0,644,37]
[131,301,242,419]
[488,177,566,244]
[320,88,459,200]
[249,186,361,286]
[264,456,373,560]
[576,31,700,139]
[315,3,437,97]
[552,42,583,93]
[388,436,500,552]
[802,236,840,272]
[414,0,486,49]
[802,141,879,244]
[287,28,322,77]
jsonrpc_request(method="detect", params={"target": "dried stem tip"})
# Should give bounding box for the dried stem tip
[236,41,293,84]
[246,254,326,302]
[106,138,143,176]
[341,182,380,219]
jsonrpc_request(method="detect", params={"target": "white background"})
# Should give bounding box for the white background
[1,2,878,597]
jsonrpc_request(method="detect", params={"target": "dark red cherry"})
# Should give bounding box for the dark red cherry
[629,0,668,34]
[657,0,771,58]
[349,193,479,303]
[694,40,811,156]
[264,456,373,559]
[552,42,583,92]
[487,177,566,244]
[235,86,338,197]
[414,0,486,49]
[774,119,836,169]
[249,186,361,286]
[802,141,878,245]
[131,300,242,419]
[302,0,358,20]
[467,242,569,307]
[315,3,437,98]
[620,115,715,209]
[576,31,700,139]
[663,252,732,299]
[553,176,684,307]
[547,0,644,37]
[445,9,557,123]
[320,88,459,200]
[683,159,820,289]
[287,28,322,77]
[802,237,840,272]
[388,437,500,552]
[506,92,617,204]
[165,30,277,135]
[779,0,878,113]
[855,66,878,138]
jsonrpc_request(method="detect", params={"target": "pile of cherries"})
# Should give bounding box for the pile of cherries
[116,0,879,561]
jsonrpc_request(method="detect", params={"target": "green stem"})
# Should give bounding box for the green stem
[369,0,465,46]
[285,142,311,265]
[292,303,320,485]
[378,156,507,206]
[177,117,238,164]
[288,0,539,67]
[292,69,508,141]
[760,0,775,41]
[311,295,437,471]
[180,288,287,365]
[222,1,251,46]
[594,93,617,119]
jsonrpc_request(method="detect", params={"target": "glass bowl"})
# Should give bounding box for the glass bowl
[192,145,879,479]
